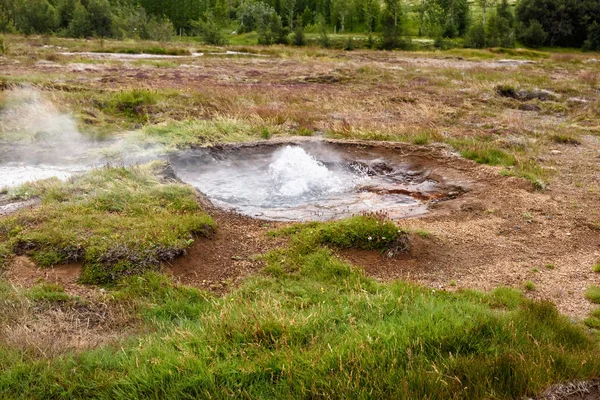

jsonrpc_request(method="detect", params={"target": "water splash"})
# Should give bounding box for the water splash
[268,146,352,198]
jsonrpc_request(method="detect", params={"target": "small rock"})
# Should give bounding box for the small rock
[550,150,562,155]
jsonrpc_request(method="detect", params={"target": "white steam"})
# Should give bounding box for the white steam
[0,88,165,189]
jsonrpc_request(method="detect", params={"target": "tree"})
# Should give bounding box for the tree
[519,19,547,47]
[291,16,305,45]
[583,21,600,51]
[515,0,600,48]
[316,13,330,47]
[281,0,296,28]
[363,0,380,34]
[85,0,113,37]
[486,0,515,47]
[16,0,59,34]
[301,6,312,26]
[145,15,174,41]
[383,0,400,28]
[381,1,406,49]
[192,11,226,45]
[257,12,288,44]
[237,1,277,33]
[420,0,469,39]
[477,0,496,28]
[67,0,91,37]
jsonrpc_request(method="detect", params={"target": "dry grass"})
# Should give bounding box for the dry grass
[0,283,135,357]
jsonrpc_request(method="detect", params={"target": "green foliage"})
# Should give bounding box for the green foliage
[0,163,215,284]
[292,17,306,46]
[85,0,112,37]
[140,117,269,148]
[464,23,486,48]
[67,0,91,38]
[316,13,330,48]
[452,139,517,167]
[238,1,277,34]
[257,13,288,45]
[584,308,600,329]
[583,21,600,51]
[586,286,600,304]
[519,19,547,48]
[593,261,600,273]
[192,11,227,46]
[524,280,536,291]
[15,0,59,34]
[0,35,6,54]
[144,15,174,42]
[516,0,600,48]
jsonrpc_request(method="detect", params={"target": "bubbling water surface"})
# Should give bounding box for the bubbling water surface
[170,144,441,221]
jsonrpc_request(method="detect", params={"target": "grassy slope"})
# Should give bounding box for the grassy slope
[1,217,599,399]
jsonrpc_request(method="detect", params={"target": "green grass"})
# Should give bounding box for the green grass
[450,138,517,167]
[593,261,600,273]
[585,286,600,304]
[449,138,547,189]
[584,308,600,329]
[0,218,599,398]
[25,282,72,303]
[0,162,214,284]
[138,117,277,149]
[93,46,190,56]
[107,89,159,121]
[524,281,536,291]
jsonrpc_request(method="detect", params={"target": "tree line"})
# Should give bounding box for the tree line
[0,0,599,50]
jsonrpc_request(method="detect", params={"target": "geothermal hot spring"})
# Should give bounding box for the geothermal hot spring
[0,140,466,221]
[0,90,466,220]
[169,142,464,221]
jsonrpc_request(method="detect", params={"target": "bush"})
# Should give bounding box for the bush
[16,0,59,34]
[464,23,486,48]
[519,20,547,48]
[292,18,306,46]
[145,15,174,42]
[192,12,226,46]
[257,13,288,45]
[67,1,91,38]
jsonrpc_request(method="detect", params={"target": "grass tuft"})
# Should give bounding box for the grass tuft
[585,286,600,304]
[25,283,71,303]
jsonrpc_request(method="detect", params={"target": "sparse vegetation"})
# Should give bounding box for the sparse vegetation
[524,280,536,291]
[593,261,600,273]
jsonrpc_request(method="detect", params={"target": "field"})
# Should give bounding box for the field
[1,35,600,399]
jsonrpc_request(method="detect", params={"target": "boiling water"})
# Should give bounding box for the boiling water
[170,144,436,221]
